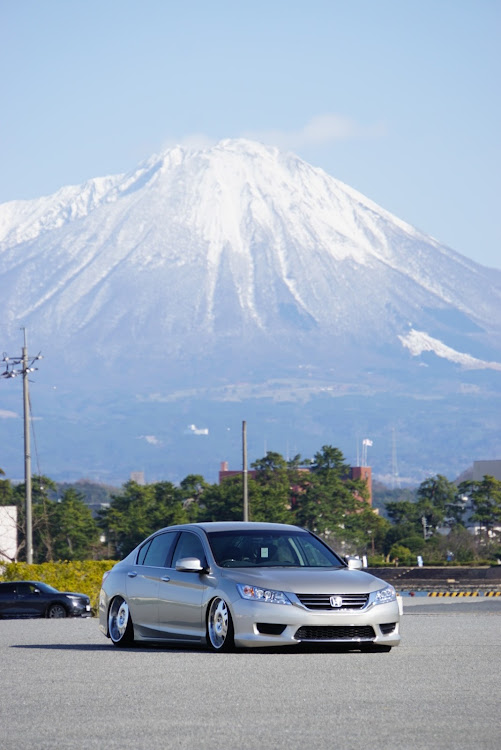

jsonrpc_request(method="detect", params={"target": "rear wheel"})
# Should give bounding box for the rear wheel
[108,597,134,647]
[47,603,67,618]
[207,597,234,652]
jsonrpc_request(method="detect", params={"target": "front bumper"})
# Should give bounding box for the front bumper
[70,602,92,618]
[230,597,401,648]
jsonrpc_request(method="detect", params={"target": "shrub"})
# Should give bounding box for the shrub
[0,560,117,614]
[388,544,414,566]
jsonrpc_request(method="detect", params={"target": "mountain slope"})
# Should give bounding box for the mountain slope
[0,139,500,482]
[1,139,500,361]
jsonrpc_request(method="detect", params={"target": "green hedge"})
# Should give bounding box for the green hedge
[0,560,117,614]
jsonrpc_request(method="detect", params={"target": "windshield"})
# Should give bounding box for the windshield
[38,583,59,593]
[206,530,344,568]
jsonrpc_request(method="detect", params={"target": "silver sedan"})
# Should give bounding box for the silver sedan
[99,522,401,651]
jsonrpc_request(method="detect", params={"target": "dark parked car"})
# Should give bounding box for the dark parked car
[0,581,91,618]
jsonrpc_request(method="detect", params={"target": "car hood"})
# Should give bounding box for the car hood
[59,591,89,599]
[220,567,389,594]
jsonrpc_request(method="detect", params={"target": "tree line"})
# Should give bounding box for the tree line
[1,447,500,565]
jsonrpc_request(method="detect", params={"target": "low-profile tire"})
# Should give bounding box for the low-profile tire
[108,596,135,647]
[46,603,67,618]
[206,597,234,652]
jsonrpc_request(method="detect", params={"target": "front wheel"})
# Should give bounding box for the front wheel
[108,597,134,647]
[47,603,67,618]
[207,597,234,652]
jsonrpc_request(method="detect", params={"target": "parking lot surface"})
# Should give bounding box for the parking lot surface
[1,599,500,750]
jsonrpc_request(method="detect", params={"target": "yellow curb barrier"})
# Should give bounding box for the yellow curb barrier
[427,591,500,597]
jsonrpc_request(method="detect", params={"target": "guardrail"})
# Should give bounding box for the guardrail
[367,566,501,593]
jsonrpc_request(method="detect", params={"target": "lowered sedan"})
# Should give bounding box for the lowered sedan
[0,581,91,618]
[99,522,401,651]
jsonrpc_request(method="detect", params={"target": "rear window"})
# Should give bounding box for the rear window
[0,583,16,594]
[137,532,177,567]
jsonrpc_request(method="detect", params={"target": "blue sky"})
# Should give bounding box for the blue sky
[1,0,499,268]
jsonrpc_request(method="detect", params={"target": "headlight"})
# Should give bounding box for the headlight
[237,583,291,605]
[374,585,397,605]
[67,596,82,605]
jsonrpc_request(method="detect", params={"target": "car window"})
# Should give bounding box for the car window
[292,536,339,566]
[207,530,344,568]
[171,532,206,568]
[137,539,152,565]
[141,532,177,567]
[17,583,39,595]
[0,583,16,594]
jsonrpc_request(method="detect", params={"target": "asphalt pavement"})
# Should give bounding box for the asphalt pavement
[1,599,500,750]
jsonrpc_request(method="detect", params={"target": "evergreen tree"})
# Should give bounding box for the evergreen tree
[0,471,14,505]
[461,475,501,543]
[99,482,159,557]
[179,474,210,521]
[295,446,365,538]
[415,475,456,534]
[52,488,100,560]
[250,452,295,523]
[13,475,57,562]
[201,475,259,521]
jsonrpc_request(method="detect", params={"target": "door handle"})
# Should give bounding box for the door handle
[161,576,170,582]
[127,571,138,578]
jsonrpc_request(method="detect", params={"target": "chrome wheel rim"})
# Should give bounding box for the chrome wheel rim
[208,598,228,649]
[109,598,129,642]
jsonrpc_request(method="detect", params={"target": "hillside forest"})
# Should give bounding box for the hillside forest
[1,446,500,566]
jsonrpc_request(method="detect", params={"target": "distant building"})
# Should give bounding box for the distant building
[0,506,18,563]
[130,471,145,485]
[350,466,373,505]
[219,461,256,482]
[219,461,372,505]
[473,460,501,482]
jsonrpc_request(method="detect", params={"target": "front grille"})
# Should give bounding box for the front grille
[295,625,375,641]
[296,593,369,610]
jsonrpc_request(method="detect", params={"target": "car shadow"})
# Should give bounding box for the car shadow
[10,641,387,654]
[10,642,203,653]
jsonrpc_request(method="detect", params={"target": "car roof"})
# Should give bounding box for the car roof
[0,580,40,585]
[154,521,307,534]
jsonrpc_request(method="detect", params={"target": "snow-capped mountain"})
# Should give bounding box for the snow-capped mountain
[0,139,500,484]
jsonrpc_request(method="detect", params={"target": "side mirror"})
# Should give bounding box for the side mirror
[175,556,204,572]
[346,556,363,570]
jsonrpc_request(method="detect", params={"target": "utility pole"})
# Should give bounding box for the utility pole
[421,516,429,540]
[242,420,248,521]
[1,329,42,564]
[391,426,400,489]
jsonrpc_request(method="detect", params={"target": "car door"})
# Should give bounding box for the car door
[125,531,178,638]
[15,582,47,616]
[156,531,208,641]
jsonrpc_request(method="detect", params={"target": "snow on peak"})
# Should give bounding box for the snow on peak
[399,329,501,371]
[1,138,499,354]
